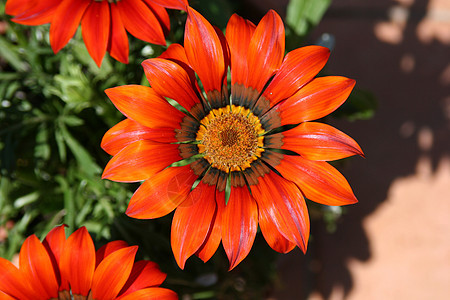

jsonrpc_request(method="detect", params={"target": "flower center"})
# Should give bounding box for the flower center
[196,105,265,172]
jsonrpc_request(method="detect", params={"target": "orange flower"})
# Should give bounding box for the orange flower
[101,8,363,270]
[0,226,177,300]
[5,0,188,66]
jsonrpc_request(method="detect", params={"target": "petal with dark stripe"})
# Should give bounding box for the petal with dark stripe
[119,261,167,297]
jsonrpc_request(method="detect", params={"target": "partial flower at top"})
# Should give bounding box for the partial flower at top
[0,225,178,300]
[5,0,189,67]
[101,8,364,270]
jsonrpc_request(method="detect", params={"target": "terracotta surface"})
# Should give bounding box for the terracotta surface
[269,0,450,299]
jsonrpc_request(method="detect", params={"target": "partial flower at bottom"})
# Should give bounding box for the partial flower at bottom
[0,225,177,300]
[101,8,364,270]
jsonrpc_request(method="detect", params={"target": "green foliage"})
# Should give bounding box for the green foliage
[285,0,332,50]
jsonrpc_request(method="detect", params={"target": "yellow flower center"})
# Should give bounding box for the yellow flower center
[196,105,265,172]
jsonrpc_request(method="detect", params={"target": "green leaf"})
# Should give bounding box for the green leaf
[285,0,331,50]
[0,36,29,72]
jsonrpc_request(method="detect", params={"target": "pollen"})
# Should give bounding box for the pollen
[196,105,265,172]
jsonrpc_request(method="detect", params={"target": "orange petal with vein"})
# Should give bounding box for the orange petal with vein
[81,1,110,67]
[95,240,129,267]
[102,140,180,182]
[258,210,296,253]
[108,4,129,64]
[117,287,178,300]
[278,76,356,124]
[262,46,330,109]
[251,172,310,252]
[226,14,256,86]
[0,257,35,299]
[196,189,225,262]
[171,183,216,269]
[276,155,358,206]
[146,0,188,10]
[246,10,284,93]
[42,225,69,291]
[19,235,58,299]
[101,119,177,156]
[105,85,185,130]
[126,165,198,219]
[119,260,167,296]
[282,122,364,161]
[222,186,258,270]
[185,7,226,93]
[60,227,95,297]
[91,246,137,299]
[142,58,201,113]
[117,0,165,45]
[8,0,59,25]
[49,0,90,53]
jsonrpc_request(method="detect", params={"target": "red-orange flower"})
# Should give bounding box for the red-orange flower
[0,226,177,300]
[101,8,363,270]
[5,0,188,66]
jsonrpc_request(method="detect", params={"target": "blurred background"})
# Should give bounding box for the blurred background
[0,0,449,299]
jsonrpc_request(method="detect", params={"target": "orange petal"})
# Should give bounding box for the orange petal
[101,119,177,156]
[119,260,167,296]
[275,155,358,206]
[95,240,129,267]
[171,183,217,269]
[49,0,90,53]
[251,172,310,252]
[246,10,284,93]
[81,1,110,67]
[105,85,185,130]
[117,0,165,45]
[159,44,190,66]
[262,46,330,110]
[42,225,69,291]
[8,0,59,25]
[226,14,256,88]
[126,165,198,219]
[0,257,35,299]
[258,210,296,253]
[117,287,178,300]
[277,76,356,124]
[19,235,59,299]
[185,7,226,93]
[282,122,364,161]
[91,246,137,299]
[108,3,129,64]
[143,0,170,35]
[59,227,95,297]
[196,189,225,262]
[142,58,202,115]
[222,186,258,270]
[146,0,188,10]
[0,290,16,300]
[102,140,181,182]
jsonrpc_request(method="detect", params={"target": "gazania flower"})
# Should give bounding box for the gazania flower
[101,8,363,270]
[5,0,188,66]
[0,225,177,299]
